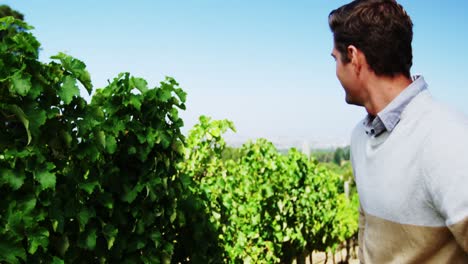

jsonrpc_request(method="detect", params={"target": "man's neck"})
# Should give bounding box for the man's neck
[363,74,412,116]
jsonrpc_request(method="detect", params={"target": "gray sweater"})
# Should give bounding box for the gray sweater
[351,82,468,263]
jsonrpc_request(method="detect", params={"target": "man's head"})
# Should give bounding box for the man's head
[329,0,413,78]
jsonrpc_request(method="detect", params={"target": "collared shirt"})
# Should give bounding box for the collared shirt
[364,75,428,137]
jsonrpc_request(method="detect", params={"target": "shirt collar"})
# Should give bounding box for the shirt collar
[364,75,428,136]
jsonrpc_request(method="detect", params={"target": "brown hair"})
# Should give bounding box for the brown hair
[329,0,413,78]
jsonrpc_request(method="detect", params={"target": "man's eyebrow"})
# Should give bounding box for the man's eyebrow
[331,53,336,59]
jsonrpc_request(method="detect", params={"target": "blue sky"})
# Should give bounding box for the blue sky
[4,0,468,146]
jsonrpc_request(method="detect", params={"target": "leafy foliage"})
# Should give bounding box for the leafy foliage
[181,116,359,263]
[0,5,24,21]
[0,17,221,263]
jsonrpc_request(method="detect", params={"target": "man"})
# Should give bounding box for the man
[328,0,468,263]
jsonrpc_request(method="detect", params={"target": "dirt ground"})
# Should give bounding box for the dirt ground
[307,250,359,264]
[291,249,359,264]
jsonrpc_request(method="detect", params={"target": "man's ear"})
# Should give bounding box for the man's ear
[347,45,362,75]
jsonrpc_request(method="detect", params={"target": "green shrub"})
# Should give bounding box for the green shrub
[0,17,221,263]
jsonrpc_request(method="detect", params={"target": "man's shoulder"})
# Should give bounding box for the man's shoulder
[417,98,468,164]
[404,90,468,135]
[422,97,468,135]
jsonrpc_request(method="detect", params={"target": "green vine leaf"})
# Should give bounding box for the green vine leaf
[35,163,56,190]
[27,228,49,254]
[58,75,80,104]
[0,169,25,190]
[9,71,32,97]
[130,76,148,93]
[51,52,93,94]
